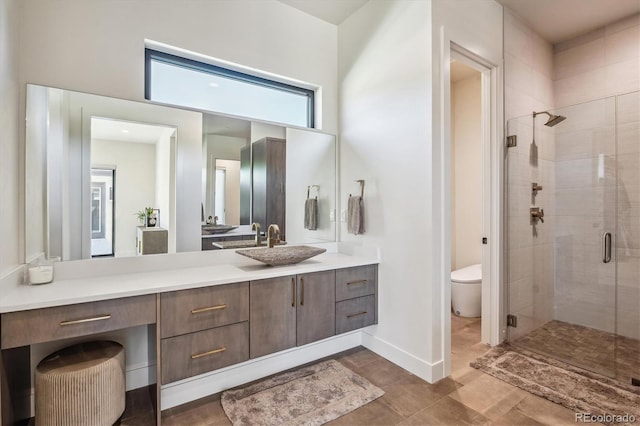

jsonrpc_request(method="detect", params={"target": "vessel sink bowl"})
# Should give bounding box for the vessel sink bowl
[235,245,326,266]
[202,224,238,234]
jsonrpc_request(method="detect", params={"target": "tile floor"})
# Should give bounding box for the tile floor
[121,315,591,425]
[513,319,640,385]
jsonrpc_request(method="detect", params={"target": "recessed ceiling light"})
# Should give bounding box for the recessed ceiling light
[121,129,129,133]
[209,82,219,88]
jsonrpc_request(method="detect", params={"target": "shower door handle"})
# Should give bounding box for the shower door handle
[602,232,612,263]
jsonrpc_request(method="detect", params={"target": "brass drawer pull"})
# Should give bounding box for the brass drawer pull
[60,314,111,326]
[347,279,367,286]
[291,277,296,307]
[191,346,226,359]
[191,304,227,314]
[347,311,368,319]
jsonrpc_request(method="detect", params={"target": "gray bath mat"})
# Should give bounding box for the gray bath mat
[471,345,640,426]
[221,359,384,426]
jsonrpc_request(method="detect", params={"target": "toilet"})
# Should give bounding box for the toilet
[451,263,482,317]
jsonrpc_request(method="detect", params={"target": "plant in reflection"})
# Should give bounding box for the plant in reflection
[135,207,156,227]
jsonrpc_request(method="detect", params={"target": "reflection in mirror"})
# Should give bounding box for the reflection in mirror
[286,128,336,244]
[26,84,336,263]
[90,117,177,257]
[201,114,250,227]
[25,84,202,262]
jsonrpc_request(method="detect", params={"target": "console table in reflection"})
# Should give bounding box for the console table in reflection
[136,227,168,255]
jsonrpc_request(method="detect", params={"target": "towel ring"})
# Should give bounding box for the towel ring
[350,180,365,199]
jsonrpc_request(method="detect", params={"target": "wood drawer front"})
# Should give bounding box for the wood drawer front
[1,295,156,349]
[335,265,377,302]
[161,282,249,338]
[161,321,249,384]
[336,295,376,334]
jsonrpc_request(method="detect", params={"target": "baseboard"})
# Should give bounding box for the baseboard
[160,331,362,410]
[361,329,445,383]
[125,362,156,391]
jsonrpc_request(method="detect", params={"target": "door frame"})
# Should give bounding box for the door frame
[440,38,504,377]
[450,44,503,347]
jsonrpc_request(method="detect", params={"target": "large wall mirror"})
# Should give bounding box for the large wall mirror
[25,84,336,262]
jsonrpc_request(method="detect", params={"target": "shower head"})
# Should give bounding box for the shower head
[533,111,566,127]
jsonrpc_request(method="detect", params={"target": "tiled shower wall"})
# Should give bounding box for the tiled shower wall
[554,13,640,107]
[504,9,556,340]
[551,13,640,340]
[552,97,618,333]
[505,10,639,341]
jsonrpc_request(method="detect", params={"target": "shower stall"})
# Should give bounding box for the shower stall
[505,90,640,385]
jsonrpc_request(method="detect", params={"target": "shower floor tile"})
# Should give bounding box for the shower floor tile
[513,320,640,385]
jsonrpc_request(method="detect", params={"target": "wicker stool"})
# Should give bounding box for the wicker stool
[35,341,125,426]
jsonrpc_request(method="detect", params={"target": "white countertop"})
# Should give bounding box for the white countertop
[0,252,378,313]
[201,224,256,239]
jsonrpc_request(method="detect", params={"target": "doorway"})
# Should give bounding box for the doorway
[449,59,483,346]
[90,168,115,257]
[449,46,499,347]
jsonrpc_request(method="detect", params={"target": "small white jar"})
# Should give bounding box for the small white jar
[27,257,59,285]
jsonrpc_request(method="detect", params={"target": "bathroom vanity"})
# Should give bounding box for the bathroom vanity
[0,251,378,425]
[11,83,347,424]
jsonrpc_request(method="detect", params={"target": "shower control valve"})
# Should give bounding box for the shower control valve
[531,207,544,223]
[532,182,543,194]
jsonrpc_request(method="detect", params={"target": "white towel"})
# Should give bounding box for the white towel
[347,196,365,235]
[304,198,318,230]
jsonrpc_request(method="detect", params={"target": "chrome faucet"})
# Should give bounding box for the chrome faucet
[267,224,281,248]
[251,222,262,246]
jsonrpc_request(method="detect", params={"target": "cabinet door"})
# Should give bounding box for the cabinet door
[250,275,296,358]
[297,270,335,346]
[251,137,286,239]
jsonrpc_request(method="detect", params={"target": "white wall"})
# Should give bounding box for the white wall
[18,0,337,135]
[0,0,21,278]
[432,0,503,366]
[215,159,241,225]
[451,74,483,271]
[92,139,157,257]
[339,0,433,378]
[339,0,502,382]
[250,122,286,143]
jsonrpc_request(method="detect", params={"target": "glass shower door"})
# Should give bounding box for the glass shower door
[615,91,640,384]
[506,97,619,379]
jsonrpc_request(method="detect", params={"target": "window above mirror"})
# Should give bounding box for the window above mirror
[145,49,315,128]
